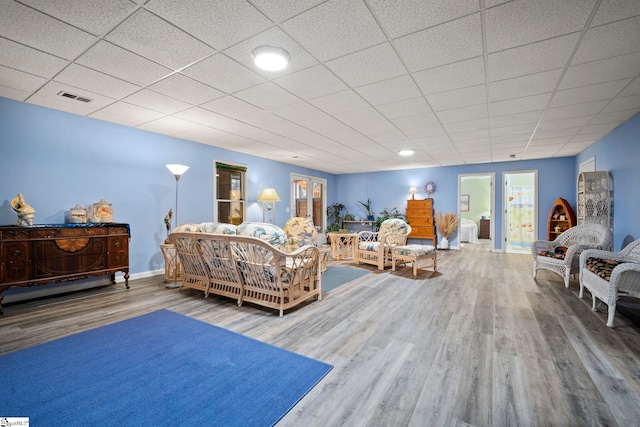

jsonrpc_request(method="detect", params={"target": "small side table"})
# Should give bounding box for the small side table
[328,233,357,260]
[160,243,183,283]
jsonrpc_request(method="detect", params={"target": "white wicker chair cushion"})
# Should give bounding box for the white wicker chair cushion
[358,241,382,252]
[379,218,411,235]
[237,222,287,249]
[394,244,437,256]
[197,222,237,234]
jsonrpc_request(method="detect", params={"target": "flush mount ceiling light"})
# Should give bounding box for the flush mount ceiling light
[252,45,290,71]
[398,149,415,157]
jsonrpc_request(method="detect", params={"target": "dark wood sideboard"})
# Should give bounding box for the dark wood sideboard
[0,223,130,314]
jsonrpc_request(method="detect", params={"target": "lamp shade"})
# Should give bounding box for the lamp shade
[257,188,281,202]
[166,164,189,177]
[252,46,290,71]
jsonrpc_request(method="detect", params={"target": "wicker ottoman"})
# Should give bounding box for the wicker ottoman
[392,245,437,276]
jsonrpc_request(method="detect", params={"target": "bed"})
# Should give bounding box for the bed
[460,218,480,244]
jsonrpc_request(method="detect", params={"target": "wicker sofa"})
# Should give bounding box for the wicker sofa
[531,223,613,288]
[578,239,640,327]
[168,222,321,316]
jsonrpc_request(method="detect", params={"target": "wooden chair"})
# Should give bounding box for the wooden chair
[355,218,412,270]
[579,239,640,327]
[532,223,613,287]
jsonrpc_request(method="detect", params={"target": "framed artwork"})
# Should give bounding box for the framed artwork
[460,194,470,211]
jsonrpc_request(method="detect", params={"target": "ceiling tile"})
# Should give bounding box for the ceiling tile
[149,74,224,105]
[147,0,271,50]
[200,96,264,119]
[490,93,551,117]
[280,0,386,61]
[326,43,406,87]
[368,0,480,39]
[105,9,215,70]
[271,101,328,122]
[591,0,640,27]
[275,65,347,99]
[94,100,165,124]
[487,33,580,82]
[549,79,631,108]
[234,82,300,110]
[437,104,487,124]
[137,115,202,136]
[0,38,68,78]
[122,89,192,114]
[559,52,640,89]
[251,0,325,23]
[76,41,172,86]
[537,115,593,130]
[55,64,140,99]
[573,15,640,65]
[394,13,482,72]
[444,118,488,133]
[334,107,396,135]
[588,109,640,125]
[601,94,640,113]
[181,53,265,93]
[308,90,369,115]
[376,97,432,120]
[489,69,562,102]
[619,78,640,97]
[413,56,485,95]
[485,0,595,52]
[0,0,97,59]
[404,125,448,139]
[30,80,115,112]
[542,100,609,121]
[577,122,621,135]
[0,65,48,92]
[175,107,259,135]
[490,110,544,127]
[449,129,490,141]
[20,0,137,36]
[427,85,486,111]
[391,113,440,131]
[355,75,421,106]
[0,85,31,101]
[490,123,537,136]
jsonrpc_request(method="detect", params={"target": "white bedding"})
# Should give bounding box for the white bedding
[460,218,480,244]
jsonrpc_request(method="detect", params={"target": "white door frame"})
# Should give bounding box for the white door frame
[458,172,496,252]
[502,170,538,254]
[290,173,327,244]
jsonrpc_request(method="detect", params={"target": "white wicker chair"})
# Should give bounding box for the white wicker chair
[579,239,640,327]
[532,223,613,288]
[355,218,411,270]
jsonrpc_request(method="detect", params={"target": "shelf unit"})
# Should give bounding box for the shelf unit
[577,171,611,229]
[547,197,576,240]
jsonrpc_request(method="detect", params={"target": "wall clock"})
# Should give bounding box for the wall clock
[424,181,436,196]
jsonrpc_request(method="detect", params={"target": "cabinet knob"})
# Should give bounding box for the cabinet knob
[13,249,21,256]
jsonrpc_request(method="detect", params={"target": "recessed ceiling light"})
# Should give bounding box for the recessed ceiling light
[399,149,415,157]
[252,46,290,71]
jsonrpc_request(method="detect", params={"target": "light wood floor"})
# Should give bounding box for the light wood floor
[2,243,640,427]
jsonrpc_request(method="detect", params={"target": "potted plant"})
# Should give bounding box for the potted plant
[375,207,406,231]
[326,203,345,233]
[434,211,459,249]
[357,198,374,221]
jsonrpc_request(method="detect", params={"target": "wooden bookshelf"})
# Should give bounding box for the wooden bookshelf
[547,197,576,240]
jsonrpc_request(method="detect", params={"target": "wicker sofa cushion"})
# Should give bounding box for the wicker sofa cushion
[173,223,200,232]
[585,257,622,282]
[197,222,237,234]
[237,222,287,249]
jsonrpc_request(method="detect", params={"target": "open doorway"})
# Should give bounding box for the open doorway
[503,171,537,254]
[458,173,494,252]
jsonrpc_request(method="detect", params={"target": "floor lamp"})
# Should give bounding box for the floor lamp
[257,188,280,224]
[166,164,189,228]
[166,164,189,289]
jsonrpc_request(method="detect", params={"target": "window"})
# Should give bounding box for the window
[215,162,247,225]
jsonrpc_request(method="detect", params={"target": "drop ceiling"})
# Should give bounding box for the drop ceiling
[1,0,639,174]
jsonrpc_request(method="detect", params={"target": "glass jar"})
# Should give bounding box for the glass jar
[69,204,87,223]
[88,199,113,223]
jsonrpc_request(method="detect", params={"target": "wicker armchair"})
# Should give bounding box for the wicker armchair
[532,223,613,288]
[355,218,411,270]
[579,239,640,327]
[283,216,318,247]
[231,235,321,316]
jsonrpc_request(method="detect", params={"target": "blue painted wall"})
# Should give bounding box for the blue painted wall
[575,112,640,250]
[0,97,335,278]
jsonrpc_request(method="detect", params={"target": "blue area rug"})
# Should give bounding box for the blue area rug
[0,310,332,426]
[322,266,370,292]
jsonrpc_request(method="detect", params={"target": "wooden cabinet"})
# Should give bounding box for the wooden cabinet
[406,199,436,245]
[547,198,576,240]
[479,219,491,239]
[0,223,130,314]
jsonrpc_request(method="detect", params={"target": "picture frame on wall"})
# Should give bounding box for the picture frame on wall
[460,194,470,211]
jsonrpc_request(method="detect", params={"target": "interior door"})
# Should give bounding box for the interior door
[291,174,326,244]
[503,171,537,254]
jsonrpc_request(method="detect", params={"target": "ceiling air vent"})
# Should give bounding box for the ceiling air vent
[57,91,92,103]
